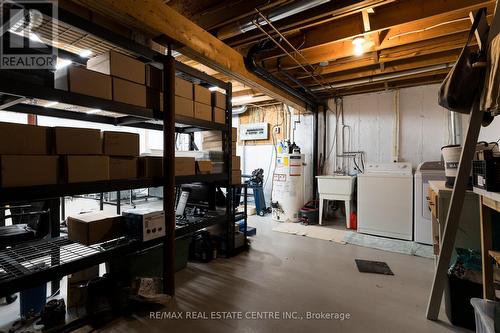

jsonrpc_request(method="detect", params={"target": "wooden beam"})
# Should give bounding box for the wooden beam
[362,9,371,32]
[256,0,493,63]
[72,0,307,111]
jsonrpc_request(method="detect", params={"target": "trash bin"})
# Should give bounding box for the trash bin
[470,298,495,333]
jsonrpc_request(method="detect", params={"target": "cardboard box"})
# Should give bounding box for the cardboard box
[87,50,145,84]
[175,77,193,99]
[174,96,194,118]
[55,65,112,100]
[0,122,49,155]
[212,91,226,109]
[232,145,237,156]
[196,160,213,174]
[0,155,58,187]
[194,85,211,105]
[231,169,242,185]
[103,131,139,156]
[232,127,237,142]
[202,131,222,142]
[110,157,138,180]
[112,77,147,107]
[214,107,225,124]
[146,64,162,90]
[175,157,195,176]
[194,102,212,121]
[67,211,123,245]
[202,141,223,151]
[232,155,241,170]
[139,156,163,178]
[53,127,102,155]
[63,156,109,183]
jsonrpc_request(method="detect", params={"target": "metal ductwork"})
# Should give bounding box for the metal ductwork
[232,105,248,115]
[245,40,319,107]
[218,0,331,40]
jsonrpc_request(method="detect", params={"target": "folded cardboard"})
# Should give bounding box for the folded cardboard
[110,157,138,180]
[175,157,195,176]
[194,102,212,121]
[196,160,213,174]
[55,65,112,100]
[87,50,145,84]
[139,156,163,178]
[53,127,102,155]
[146,64,162,90]
[0,122,49,155]
[232,155,241,170]
[231,169,242,185]
[63,156,109,183]
[112,77,147,107]
[194,85,211,105]
[175,77,193,100]
[67,211,123,245]
[103,131,140,156]
[212,91,226,109]
[214,107,225,124]
[0,155,58,187]
[174,96,194,117]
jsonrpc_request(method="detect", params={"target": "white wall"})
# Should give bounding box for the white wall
[321,84,454,174]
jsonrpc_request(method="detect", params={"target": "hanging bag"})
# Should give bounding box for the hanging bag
[439,9,487,114]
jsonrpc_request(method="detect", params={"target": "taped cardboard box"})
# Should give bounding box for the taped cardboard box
[63,156,109,183]
[175,77,193,100]
[55,65,112,100]
[112,77,147,107]
[232,155,241,170]
[175,157,195,176]
[196,160,213,174]
[174,96,194,117]
[146,64,162,90]
[214,107,225,124]
[194,102,212,121]
[194,85,211,105]
[0,155,58,187]
[232,127,237,142]
[0,122,49,155]
[139,156,163,178]
[212,91,226,109]
[202,131,222,142]
[67,211,123,246]
[87,50,145,85]
[201,141,223,151]
[53,127,102,155]
[110,157,138,180]
[231,169,242,185]
[103,131,139,156]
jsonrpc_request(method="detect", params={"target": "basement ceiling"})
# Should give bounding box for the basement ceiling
[67,0,496,102]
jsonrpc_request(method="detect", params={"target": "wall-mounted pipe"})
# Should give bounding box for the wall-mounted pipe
[392,90,400,162]
[450,111,463,145]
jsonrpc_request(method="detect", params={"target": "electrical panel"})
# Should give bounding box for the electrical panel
[239,122,269,140]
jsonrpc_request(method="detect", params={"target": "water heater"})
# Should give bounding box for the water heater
[272,153,304,222]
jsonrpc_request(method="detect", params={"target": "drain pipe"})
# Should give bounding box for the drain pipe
[392,90,400,163]
[450,111,463,145]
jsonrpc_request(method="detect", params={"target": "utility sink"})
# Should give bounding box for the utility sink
[316,175,356,197]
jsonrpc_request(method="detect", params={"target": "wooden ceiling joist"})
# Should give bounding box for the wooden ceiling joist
[72,0,307,111]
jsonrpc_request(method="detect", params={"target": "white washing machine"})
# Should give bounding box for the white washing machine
[357,162,413,240]
[414,161,445,244]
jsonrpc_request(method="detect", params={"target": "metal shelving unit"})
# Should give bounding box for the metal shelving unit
[0,2,233,306]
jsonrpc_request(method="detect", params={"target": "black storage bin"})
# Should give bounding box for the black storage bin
[473,158,500,192]
[444,273,483,330]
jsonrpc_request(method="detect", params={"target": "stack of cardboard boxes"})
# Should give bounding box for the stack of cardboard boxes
[0,121,199,187]
[201,128,241,184]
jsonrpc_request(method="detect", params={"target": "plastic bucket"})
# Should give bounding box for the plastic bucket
[441,145,461,188]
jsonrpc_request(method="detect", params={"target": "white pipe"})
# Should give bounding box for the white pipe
[392,90,400,162]
[311,63,453,92]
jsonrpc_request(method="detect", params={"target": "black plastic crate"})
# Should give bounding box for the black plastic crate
[473,158,500,192]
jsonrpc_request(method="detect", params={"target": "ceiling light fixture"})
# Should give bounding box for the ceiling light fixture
[352,37,366,56]
[79,49,92,58]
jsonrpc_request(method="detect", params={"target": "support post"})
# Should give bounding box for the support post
[313,105,319,199]
[426,99,484,320]
[163,52,176,296]
[225,82,234,256]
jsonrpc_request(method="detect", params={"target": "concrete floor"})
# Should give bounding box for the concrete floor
[94,215,468,333]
